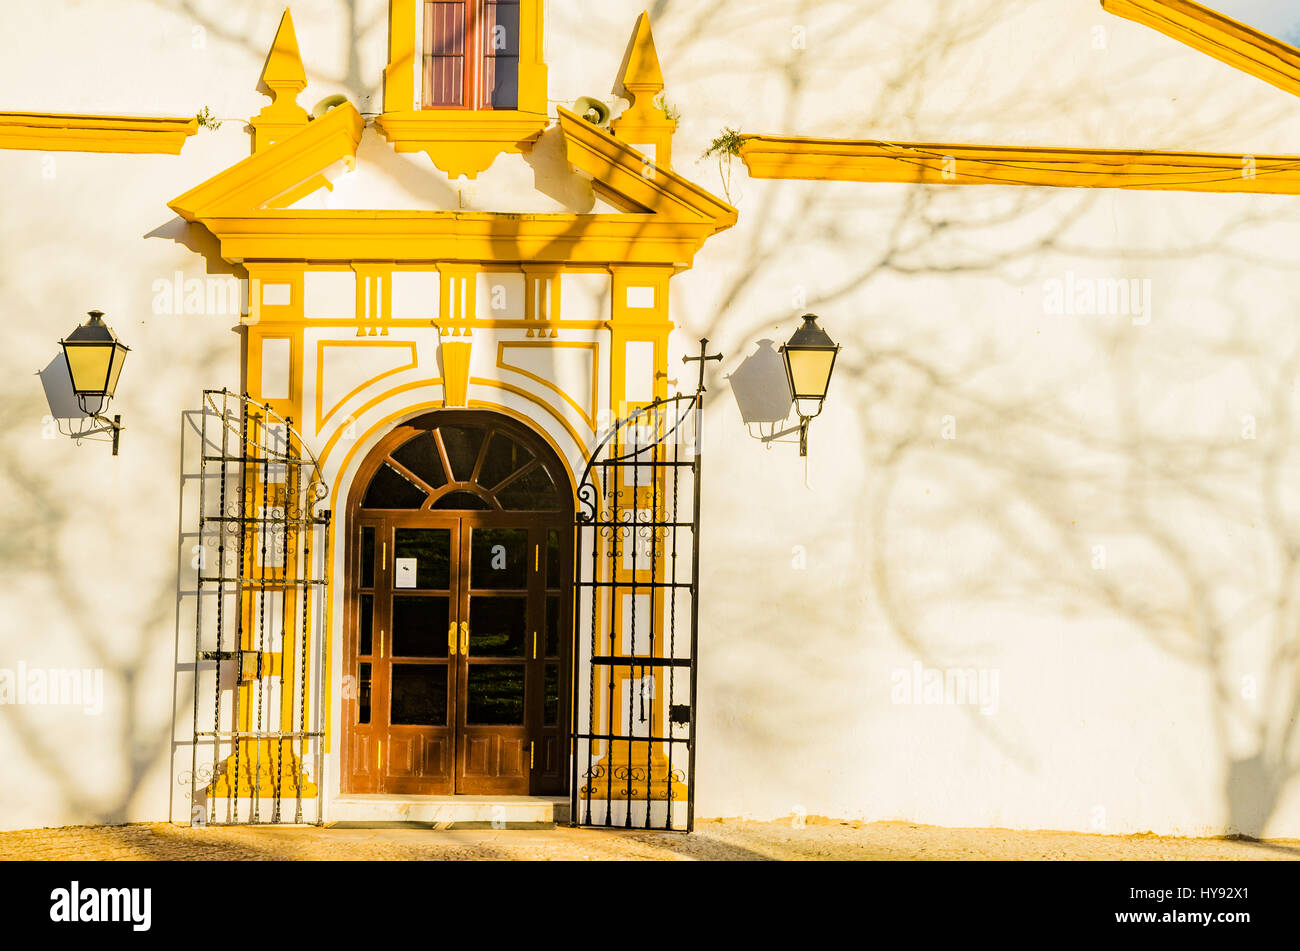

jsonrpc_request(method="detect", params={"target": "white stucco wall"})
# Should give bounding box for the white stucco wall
[3,0,1300,837]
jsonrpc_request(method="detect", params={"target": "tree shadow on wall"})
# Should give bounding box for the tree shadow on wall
[598,0,1300,836]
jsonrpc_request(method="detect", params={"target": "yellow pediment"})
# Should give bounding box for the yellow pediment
[169,103,735,266]
[170,102,364,220]
[557,107,735,227]
[168,11,736,267]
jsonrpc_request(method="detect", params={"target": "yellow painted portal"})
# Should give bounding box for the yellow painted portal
[170,8,735,803]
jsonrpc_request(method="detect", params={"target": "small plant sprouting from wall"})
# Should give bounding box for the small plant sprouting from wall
[196,106,223,131]
[704,127,745,203]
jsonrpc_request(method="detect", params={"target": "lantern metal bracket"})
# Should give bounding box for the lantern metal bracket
[67,411,123,456]
[758,406,825,457]
[758,420,808,455]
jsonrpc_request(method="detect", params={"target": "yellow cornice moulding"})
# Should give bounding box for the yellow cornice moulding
[738,135,1300,194]
[0,112,198,154]
[558,107,736,225]
[1101,0,1300,100]
[170,102,364,219]
[190,212,723,266]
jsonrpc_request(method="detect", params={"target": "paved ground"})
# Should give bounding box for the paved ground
[2,817,1299,860]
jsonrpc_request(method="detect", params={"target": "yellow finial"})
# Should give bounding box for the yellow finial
[262,9,307,91]
[252,9,310,152]
[622,13,664,94]
[611,12,676,168]
[619,12,665,106]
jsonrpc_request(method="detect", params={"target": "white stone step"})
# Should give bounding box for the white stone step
[328,794,569,828]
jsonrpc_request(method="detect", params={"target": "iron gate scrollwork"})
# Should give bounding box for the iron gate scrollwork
[571,340,720,832]
[188,389,330,825]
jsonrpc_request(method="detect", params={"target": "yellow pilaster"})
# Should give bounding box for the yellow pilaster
[583,263,684,801]
[209,263,318,801]
[385,0,417,113]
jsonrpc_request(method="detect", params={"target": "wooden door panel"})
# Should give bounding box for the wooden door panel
[387,734,416,775]
[463,735,491,775]
[457,734,528,794]
[498,737,526,777]
[384,733,454,794]
[538,735,560,774]
[385,732,451,777]
[350,731,378,793]
[461,734,527,778]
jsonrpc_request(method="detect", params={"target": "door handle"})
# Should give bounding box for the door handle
[459,620,469,655]
[448,622,458,656]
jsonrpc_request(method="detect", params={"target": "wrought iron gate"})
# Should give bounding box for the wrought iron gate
[188,390,331,825]
[571,342,720,831]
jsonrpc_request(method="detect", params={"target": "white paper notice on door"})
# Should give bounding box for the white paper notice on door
[394,558,417,588]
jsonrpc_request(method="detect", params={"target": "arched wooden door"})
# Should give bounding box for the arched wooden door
[343,411,573,796]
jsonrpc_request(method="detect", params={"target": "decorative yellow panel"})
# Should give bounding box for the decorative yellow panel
[316,340,419,433]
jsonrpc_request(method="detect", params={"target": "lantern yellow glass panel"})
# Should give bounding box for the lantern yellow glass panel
[780,313,840,457]
[785,347,837,416]
[780,314,839,418]
[60,310,130,401]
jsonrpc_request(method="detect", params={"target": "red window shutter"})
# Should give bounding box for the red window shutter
[481,0,519,109]
[424,1,467,108]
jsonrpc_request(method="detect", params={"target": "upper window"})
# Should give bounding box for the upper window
[423,0,520,110]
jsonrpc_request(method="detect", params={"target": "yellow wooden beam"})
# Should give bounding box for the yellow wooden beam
[0,112,198,154]
[738,135,1300,193]
[1102,0,1300,100]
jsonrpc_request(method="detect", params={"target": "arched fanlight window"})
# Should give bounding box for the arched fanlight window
[360,417,566,512]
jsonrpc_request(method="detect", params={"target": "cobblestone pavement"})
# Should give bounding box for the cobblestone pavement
[2,817,1298,860]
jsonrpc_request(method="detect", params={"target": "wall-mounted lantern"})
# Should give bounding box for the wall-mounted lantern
[779,313,840,456]
[59,310,128,455]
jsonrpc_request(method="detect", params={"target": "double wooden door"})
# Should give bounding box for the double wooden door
[345,511,569,795]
